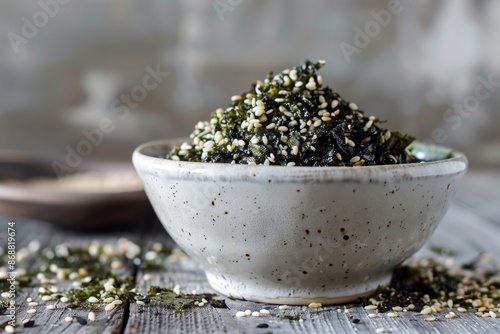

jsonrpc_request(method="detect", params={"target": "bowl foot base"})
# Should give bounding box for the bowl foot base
[205,271,390,305]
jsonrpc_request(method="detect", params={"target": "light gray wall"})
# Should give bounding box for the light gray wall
[0,0,499,167]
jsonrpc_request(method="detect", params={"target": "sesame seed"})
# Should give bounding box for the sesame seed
[65,316,74,322]
[350,156,361,164]
[260,309,270,314]
[319,102,328,109]
[319,95,325,103]
[333,109,340,116]
[266,123,276,130]
[294,81,303,87]
[392,306,403,312]
[349,102,359,110]
[41,295,52,301]
[387,312,399,318]
[317,75,323,86]
[5,325,14,333]
[445,313,456,319]
[28,302,38,307]
[331,100,339,109]
[288,120,297,127]
[283,76,291,86]
[490,311,497,318]
[235,311,246,317]
[384,131,391,141]
[313,120,322,127]
[286,162,296,167]
[292,146,299,155]
[424,317,437,322]
[275,98,285,103]
[305,80,316,91]
[88,296,99,303]
[420,308,432,315]
[231,95,242,101]
[308,302,322,309]
[289,70,298,81]
[278,126,288,132]
[244,309,252,316]
[113,300,123,305]
[105,303,116,311]
[354,159,365,167]
[375,328,386,333]
[60,297,69,303]
[457,307,467,313]
[364,305,378,310]
[27,309,37,314]
[346,139,356,147]
[364,120,373,131]
[335,153,342,161]
[46,304,57,310]
[482,313,491,317]
[279,305,288,310]
[262,136,268,145]
[27,297,32,302]
[368,313,378,318]
[251,311,260,317]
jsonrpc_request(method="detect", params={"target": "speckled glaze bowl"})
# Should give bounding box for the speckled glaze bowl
[133,139,467,305]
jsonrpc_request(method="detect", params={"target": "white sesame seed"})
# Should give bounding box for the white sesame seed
[286,162,296,167]
[231,95,242,101]
[289,70,298,81]
[275,98,285,103]
[349,102,359,110]
[278,126,288,132]
[292,146,299,155]
[375,327,386,333]
[490,311,497,318]
[251,311,260,317]
[244,309,252,316]
[305,81,316,91]
[319,102,328,109]
[346,139,355,148]
[27,309,37,314]
[313,120,322,127]
[445,313,456,319]
[236,311,246,317]
[365,305,378,310]
[88,311,96,322]
[27,297,32,302]
[136,300,145,306]
[260,309,270,315]
[424,317,437,322]
[308,302,322,309]
[350,156,361,164]
[331,100,339,109]
[457,307,467,313]
[317,75,323,86]
[368,313,378,318]
[392,306,403,312]
[65,316,74,322]
[41,295,52,301]
[28,302,38,307]
[283,76,291,86]
[88,296,99,303]
[294,81,303,87]
[46,304,57,310]
[279,305,288,310]
[5,325,14,333]
[364,120,373,131]
[113,300,123,305]
[336,153,342,161]
[105,303,116,311]
[266,123,276,130]
[387,312,399,318]
[420,308,432,315]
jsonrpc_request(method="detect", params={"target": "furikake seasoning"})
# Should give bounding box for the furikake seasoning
[167,60,418,166]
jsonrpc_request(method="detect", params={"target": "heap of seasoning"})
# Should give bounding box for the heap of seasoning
[168,60,418,166]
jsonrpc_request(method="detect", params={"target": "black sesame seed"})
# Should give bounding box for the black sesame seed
[24,320,35,327]
[352,318,360,324]
[76,316,87,325]
[256,323,269,328]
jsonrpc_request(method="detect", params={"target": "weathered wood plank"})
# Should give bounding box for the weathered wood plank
[0,216,142,334]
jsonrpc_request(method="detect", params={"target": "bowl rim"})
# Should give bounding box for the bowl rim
[133,138,468,182]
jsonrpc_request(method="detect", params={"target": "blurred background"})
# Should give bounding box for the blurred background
[0,0,499,168]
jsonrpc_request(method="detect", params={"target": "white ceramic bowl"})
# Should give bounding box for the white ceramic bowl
[133,139,467,305]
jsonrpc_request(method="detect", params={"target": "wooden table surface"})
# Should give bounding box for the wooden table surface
[1,170,499,334]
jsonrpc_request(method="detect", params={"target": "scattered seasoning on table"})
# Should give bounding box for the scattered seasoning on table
[359,254,500,318]
[168,60,418,166]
